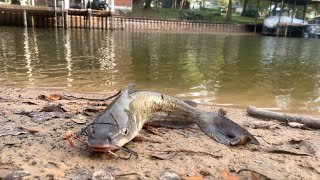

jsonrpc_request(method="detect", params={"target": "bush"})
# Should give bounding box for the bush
[242,9,260,18]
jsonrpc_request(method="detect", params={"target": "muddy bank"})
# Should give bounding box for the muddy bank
[0,86,319,179]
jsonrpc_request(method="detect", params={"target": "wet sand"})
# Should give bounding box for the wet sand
[0,86,319,179]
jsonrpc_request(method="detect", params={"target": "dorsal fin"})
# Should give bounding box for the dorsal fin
[125,84,135,93]
[184,100,197,107]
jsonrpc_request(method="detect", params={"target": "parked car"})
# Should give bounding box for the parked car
[87,0,108,10]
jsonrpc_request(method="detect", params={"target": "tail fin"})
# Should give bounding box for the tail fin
[200,112,259,146]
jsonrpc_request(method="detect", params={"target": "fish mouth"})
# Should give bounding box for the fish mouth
[87,143,116,152]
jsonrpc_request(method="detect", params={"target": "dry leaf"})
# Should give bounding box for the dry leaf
[250,171,259,180]
[40,104,67,112]
[250,121,280,129]
[65,130,76,148]
[48,94,61,101]
[288,122,309,129]
[182,175,204,180]
[220,169,240,180]
[71,114,87,124]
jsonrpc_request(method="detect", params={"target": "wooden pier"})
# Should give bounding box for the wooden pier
[0,4,252,33]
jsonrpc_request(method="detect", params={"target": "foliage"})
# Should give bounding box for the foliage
[242,9,259,18]
[127,7,264,24]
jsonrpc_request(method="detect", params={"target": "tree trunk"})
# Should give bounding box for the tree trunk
[272,3,277,16]
[144,0,152,9]
[225,0,233,21]
[247,106,320,129]
[241,0,248,16]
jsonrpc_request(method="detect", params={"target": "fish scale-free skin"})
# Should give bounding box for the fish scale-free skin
[86,85,259,151]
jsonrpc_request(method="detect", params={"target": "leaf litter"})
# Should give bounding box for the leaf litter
[1,87,320,179]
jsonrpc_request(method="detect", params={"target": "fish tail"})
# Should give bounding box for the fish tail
[199,112,259,146]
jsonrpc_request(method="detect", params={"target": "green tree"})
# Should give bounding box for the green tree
[226,0,233,21]
[145,0,153,8]
[241,0,248,15]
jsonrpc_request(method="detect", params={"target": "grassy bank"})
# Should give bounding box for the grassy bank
[126,7,264,24]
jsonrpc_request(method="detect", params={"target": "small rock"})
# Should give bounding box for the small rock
[91,170,115,180]
[46,174,55,180]
[204,176,215,180]
[199,170,211,176]
[158,171,181,180]
[64,168,91,179]
[145,171,151,178]
[218,108,227,116]
[5,171,30,179]
[71,114,87,124]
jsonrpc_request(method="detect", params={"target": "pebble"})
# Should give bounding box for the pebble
[64,169,91,179]
[91,170,115,180]
[5,171,30,179]
[158,171,181,180]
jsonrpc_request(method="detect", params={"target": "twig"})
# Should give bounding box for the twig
[264,149,310,156]
[19,125,39,133]
[62,90,121,101]
[147,148,222,159]
[237,169,273,179]
[260,136,270,145]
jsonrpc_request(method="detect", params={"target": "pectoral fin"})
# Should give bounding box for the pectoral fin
[200,113,259,146]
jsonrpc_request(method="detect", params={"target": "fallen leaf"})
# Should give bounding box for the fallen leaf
[250,121,280,129]
[71,114,87,124]
[65,130,76,148]
[48,94,61,101]
[38,94,47,100]
[288,122,310,129]
[32,112,70,123]
[40,104,67,112]
[182,175,204,180]
[230,136,251,145]
[82,107,102,116]
[0,122,28,136]
[220,169,240,180]
[38,94,62,101]
[250,171,259,180]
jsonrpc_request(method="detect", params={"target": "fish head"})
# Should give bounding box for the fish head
[85,113,133,152]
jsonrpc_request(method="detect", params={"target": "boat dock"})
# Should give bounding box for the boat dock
[0,4,259,33]
[262,23,308,37]
[0,4,111,28]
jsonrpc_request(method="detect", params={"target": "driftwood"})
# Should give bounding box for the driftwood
[247,106,320,129]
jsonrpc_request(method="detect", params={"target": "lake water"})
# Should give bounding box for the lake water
[0,26,320,113]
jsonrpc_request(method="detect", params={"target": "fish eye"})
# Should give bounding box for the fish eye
[122,128,129,135]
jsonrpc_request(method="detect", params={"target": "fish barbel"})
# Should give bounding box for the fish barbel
[81,84,259,154]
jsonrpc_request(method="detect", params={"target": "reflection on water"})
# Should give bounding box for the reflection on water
[0,26,320,113]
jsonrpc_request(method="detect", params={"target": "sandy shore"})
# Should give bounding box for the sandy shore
[0,86,319,179]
